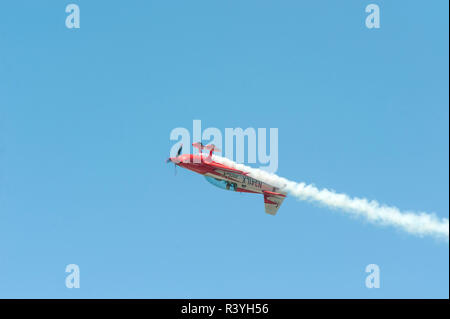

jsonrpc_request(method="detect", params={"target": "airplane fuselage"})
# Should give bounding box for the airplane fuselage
[170,154,284,195]
[168,151,287,215]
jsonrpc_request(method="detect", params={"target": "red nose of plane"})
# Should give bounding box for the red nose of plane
[166,156,178,164]
[167,154,189,164]
[167,156,179,164]
[168,154,204,165]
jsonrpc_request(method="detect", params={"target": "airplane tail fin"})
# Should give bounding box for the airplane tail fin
[192,142,221,157]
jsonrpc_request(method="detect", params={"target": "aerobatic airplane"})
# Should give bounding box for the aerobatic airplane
[166,142,287,215]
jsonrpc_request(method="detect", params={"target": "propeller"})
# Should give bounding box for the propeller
[166,144,183,175]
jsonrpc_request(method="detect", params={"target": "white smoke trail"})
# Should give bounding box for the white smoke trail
[211,154,449,241]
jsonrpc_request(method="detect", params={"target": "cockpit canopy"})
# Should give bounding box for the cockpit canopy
[204,176,236,191]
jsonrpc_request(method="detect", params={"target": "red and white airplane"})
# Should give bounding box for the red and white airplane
[167,142,287,215]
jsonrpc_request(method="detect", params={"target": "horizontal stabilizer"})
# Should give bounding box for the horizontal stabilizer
[263,191,287,215]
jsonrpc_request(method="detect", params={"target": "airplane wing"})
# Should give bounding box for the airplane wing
[263,191,287,215]
[210,162,249,176]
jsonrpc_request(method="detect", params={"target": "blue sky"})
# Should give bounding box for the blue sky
[0,1,448,298]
